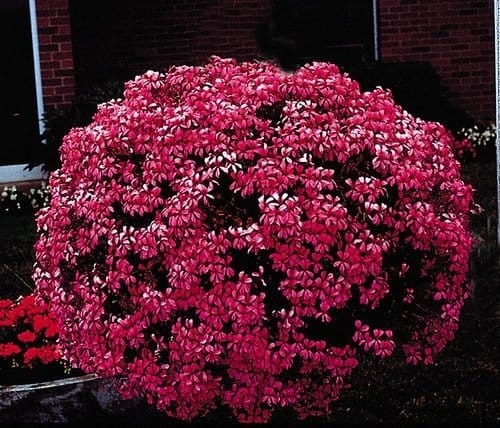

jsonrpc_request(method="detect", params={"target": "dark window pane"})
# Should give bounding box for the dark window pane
[0,0,39,166]
[261,0,375,69]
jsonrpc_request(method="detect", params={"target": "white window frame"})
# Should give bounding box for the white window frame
[372,0,379,61]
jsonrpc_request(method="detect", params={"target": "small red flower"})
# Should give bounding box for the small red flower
[17,330,37,343]
[0,343,22,358]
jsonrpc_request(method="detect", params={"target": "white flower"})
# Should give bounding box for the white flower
[459,123,496,148]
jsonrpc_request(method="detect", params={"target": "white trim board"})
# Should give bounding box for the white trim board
[0,164,46,184]
[29,0,45,137]
[372,0,379,61]
[495,0,500,244]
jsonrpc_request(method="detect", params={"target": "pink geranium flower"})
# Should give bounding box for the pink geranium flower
[34,57,475,422]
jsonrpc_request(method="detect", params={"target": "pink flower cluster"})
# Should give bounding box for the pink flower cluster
[33,57,476,421]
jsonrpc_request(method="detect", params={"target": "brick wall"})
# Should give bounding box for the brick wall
[378,0,495,122]
[35,0,495,123]
[36,0,75,109]
[70,0,273,90]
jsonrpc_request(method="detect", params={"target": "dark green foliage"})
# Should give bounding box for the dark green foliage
[26,81,124,172]
[344,61,475,135]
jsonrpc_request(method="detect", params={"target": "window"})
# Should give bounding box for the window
[0,0,39,166]
[259,0,377,69]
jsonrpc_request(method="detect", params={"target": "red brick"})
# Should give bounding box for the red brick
[60,59,74,68]
[38,27,58,35]
[55,86,73,95]
[39,51,54,62]
[43,95,64,104]
[52,51,72,60]
[57,41,72,52]
[37,17,50,27]
[49,17,70,26]
[52,34,71,43]
[36,10,52,17]
[57,25,72,35]
[42,86,55,95]
[37,34,52,44]
[62,94,75,103]
[42,77,61,86]
[47,0,69,8]
[62,76,75,86]
[36,0,75,108]
[41,60,60,69]
[53,68,73,77]
[38,43,59,52]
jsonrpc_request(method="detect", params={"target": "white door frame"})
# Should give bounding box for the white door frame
[495,0,500,245]
[0,0,46,184]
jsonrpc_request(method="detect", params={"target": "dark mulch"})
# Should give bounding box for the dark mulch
[0,363,83,386]
[0,214,37,300]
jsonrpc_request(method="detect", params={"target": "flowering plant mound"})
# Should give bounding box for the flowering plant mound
[34,57,476,422]
[0,294,63,384]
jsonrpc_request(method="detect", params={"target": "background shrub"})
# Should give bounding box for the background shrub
[344,61,475,136]
[26,81,124,172]
[34,57,475,422]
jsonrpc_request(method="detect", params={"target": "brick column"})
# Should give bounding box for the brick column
[36,0,75,109]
